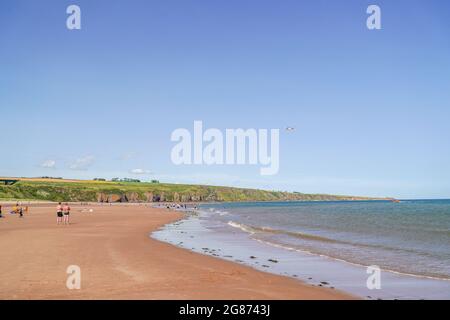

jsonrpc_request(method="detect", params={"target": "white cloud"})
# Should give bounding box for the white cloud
[69,155,95,171]
[40,159,56,168]
[130,168,152,175]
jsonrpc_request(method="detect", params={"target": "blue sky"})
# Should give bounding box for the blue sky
[1,0,449,199]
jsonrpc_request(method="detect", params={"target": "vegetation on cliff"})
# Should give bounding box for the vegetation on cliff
[0,178,385,203]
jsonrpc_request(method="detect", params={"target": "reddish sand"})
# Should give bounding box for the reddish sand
[0,204,353,299]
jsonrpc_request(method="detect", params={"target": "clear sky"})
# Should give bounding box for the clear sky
[1,0,449,199]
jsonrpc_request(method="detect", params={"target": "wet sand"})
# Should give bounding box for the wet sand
[0,204,353,299]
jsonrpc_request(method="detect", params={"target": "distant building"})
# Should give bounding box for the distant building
[111,178,141,183]
[123,178,141,183]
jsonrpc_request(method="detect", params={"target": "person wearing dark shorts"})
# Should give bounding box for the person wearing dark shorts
[63,203,71,225]
[56,202,63,225]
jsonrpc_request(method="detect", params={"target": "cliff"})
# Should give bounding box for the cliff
[0,178,388,203]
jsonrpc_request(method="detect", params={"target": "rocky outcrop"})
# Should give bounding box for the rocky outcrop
[180,194,191,202]
[108,194,122,202]
[190,194,202,202]
[96,193,122,203]
[91,188,383,204]
[97,193,107,202]
[145,192,153,202]
[126,192,139,202]
[108,191,220,203]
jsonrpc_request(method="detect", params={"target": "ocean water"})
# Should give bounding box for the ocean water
[152,200,450,299]
[213,200,450,280]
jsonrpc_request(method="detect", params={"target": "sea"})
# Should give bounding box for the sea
[152,200,450,299]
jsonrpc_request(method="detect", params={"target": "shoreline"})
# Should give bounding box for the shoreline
[228,220,450,282]
[153,205,450,300]
[0,203,352,299]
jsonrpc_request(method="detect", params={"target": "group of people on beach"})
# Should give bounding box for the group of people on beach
[159,203,195,210]
[0,202,72,225]
[56,202,71,225]
[0,204,28,218]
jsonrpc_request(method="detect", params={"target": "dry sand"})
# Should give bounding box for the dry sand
[0,204,353,299]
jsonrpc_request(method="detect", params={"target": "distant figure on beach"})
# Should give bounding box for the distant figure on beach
[56,202,63,225]
[10,204,18,214]
[18,207,23,218]
[63,203,71,225]
[0,205,3,218]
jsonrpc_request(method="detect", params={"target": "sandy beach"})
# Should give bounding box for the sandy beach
[0,204,352,300]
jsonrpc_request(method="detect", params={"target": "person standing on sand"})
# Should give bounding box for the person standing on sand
[63,203,71,225]
[18,207,23,218]
[0,205,3,218]
[56,202,63,225]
